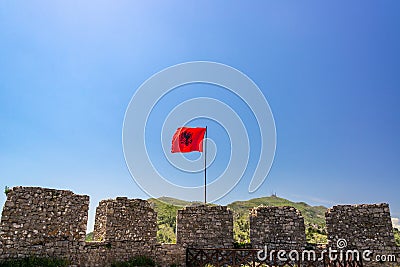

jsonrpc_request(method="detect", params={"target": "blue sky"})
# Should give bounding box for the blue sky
[1,1,399,231]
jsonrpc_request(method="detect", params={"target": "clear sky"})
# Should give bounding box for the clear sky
[1,1,399,232]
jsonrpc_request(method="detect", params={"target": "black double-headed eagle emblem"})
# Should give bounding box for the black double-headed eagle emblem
[179,131,192,146]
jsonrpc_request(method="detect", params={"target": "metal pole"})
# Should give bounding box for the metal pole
[204,126,207,204]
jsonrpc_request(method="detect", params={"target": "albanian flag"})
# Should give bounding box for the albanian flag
[171,127,207,153]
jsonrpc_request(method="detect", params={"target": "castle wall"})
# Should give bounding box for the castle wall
[82,197,160,266]
[326,203,395,250]
[249,206,306,250]
[0,187,89,262]
[176,205,234,248]
[92,199,110,241]
[326,203,400,266]
[93,197,157,243]
[1,186,399,266]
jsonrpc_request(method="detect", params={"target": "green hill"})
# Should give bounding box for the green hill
[155,197,192,207]
[149,195,328,244]
[147,198,182,243]
[227,195,327,226]
[226,195,327,244]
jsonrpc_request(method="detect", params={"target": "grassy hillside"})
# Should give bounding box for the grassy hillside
[149,195,328,244]
[155,197,191,207]
[228,195,326,226]
[147,198,183,243]
[227,195,327,244]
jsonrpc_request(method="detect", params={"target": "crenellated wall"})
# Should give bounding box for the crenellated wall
[0,187,181,266]
[0,186,399,266]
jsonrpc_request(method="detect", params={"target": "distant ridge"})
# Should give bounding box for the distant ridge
[227,195,327,226]
[150,195,327,226]
[155,196,192,207]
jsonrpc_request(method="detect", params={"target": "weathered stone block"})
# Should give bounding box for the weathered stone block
[176,205,234,248]
[250,205,306,250]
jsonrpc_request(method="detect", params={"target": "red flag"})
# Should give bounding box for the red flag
[171,127,206,153]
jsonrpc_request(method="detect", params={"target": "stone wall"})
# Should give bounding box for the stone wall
[326,203,400,266]
[326,203,395,250]
[250,206,306,250]
[83,197,159,266]
[176,205,234,248]
[78,242,186,267]
[154,244,186,267]
[1,186,399,266]
[93,197,157,243]
[82,241,157,267]
[92,199,110,241]
[0,186,89,261]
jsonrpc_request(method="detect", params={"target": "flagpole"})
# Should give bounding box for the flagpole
[204,126,207,204]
